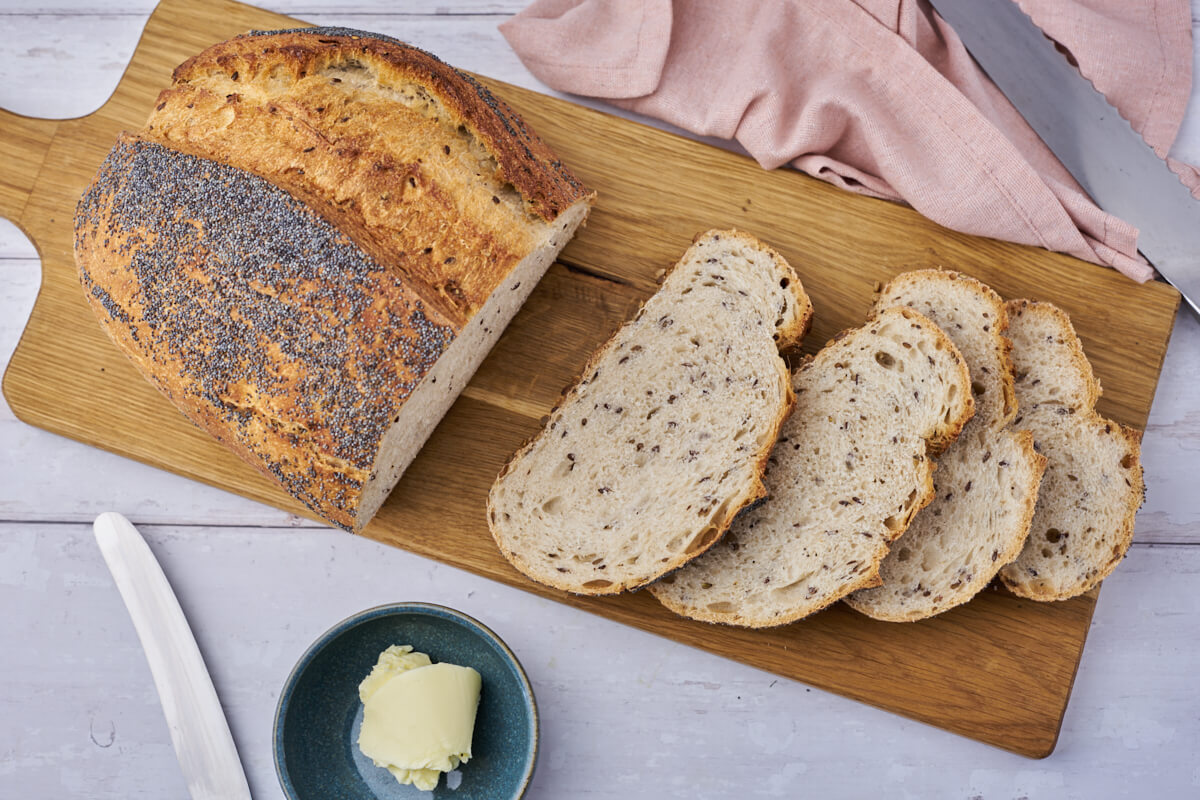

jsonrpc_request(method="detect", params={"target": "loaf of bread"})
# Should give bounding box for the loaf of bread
[488,230,813,594]
[651,307,974,627]
[844,271,1046,621]
[74,28,593,531]
[997,300,1144,600]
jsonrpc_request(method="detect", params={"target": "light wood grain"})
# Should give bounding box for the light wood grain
[0,0,1181,759]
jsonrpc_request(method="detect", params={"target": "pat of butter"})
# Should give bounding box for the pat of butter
[357,645,482,792]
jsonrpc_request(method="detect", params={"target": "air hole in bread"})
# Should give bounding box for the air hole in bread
[874,351,895,369]
[686,525,721,555]
[1120,453,1135,469]
[1045,528,1062,542]
[582,579,613,590]
[971,380,986,396]
[706,601,735,613]
[541,496,565,514]
[896,547,912,562]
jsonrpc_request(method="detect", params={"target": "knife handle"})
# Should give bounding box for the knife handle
[94,512,252,800]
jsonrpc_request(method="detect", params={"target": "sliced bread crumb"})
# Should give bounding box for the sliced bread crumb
[845,271,1045,621]
[651,306,973,627]
[488,230,813,594]
[997,300,1143,601]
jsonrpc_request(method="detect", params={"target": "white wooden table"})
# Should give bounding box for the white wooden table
[2,2,1198,797]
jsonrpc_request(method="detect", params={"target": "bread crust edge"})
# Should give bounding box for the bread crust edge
[487,229,812,595]
[171,27,595,223]
[650,306,975,628]
[997,299,1142,601]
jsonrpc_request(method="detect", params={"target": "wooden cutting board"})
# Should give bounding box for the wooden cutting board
[1,0,1179,759]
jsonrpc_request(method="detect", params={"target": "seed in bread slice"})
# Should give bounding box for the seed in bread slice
[487,230,814,595]
[844,271,1046,622]
[997,300,1144,601]
[650,306,974,627]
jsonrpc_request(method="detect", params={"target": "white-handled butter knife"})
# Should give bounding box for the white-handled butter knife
[94,512,252,800]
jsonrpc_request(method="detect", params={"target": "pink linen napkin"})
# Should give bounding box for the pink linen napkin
[500,0,1199,282]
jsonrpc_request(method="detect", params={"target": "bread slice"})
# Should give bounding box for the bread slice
[75,29,593,532]
[997,300,1144,601]
[844,271,1046,621]
[650,307,974,627]
[487,230,813,595]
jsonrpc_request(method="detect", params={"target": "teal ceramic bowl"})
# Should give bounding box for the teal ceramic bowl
[274,603,538,799]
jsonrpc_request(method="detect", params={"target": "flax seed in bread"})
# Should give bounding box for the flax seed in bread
[997,300,1144,601]
[651,307,973,627]
[74,28,593,532]
[487,230,813,595]
[845,271,1045,622]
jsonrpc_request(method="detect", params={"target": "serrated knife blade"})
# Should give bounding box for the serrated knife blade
[94,512,252,800]
[929,0,1200,314]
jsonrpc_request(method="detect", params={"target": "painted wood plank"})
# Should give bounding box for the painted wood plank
[0,13,520,119]
[0,221,321,527]
[3,231,1193,532]
[1,522,1196,798]
[0,1,524,12]
[1,5,1199,536]
[0,0,1183,757]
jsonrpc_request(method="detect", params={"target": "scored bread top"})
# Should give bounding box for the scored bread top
[998,300,1144,601]
[176,27,589,221]
[844,271,1046,622]
[75,28,594,531]
[488,230,813,595]
[651,307,974,627]
[146,26,593,325]
[75,137,458,530]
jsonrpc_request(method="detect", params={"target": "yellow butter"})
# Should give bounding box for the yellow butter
[357,645,482,792]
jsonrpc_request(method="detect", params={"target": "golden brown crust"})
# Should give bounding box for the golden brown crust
[487,230,811,595]
[872,269,1017,429]
[74,29,592,532]
[890,307,975,456]
[997,300,1142,601]
[649,306,975,628]
[171,27,591,221]
[849,430,1046,622]
[1005,299,1101,408]
[145,27,593,325]
[75,137,459,530]
[998,418,1142,601]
